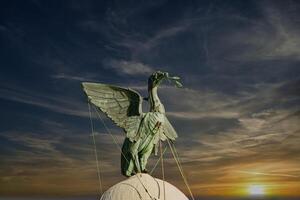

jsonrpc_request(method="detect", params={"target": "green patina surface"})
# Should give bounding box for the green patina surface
[82,71,182,176]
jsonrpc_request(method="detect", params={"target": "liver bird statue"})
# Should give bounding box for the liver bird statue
[82,71,182,177]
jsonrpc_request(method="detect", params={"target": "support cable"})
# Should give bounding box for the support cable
[167,139,195,200]
[88,102,103,194]
[159,140,166,200]
[150,146,168,175]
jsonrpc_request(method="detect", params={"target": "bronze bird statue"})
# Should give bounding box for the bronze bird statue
[82,71,182,177]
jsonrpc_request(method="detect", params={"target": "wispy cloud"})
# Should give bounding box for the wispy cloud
[0,85,89,118]
[213,2,300,62]
[0,128,126,195]
[51,73,98,82]
[104,59,153,75]
[236,170,299,178]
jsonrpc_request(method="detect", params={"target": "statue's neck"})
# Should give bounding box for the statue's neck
[149,86,165,113]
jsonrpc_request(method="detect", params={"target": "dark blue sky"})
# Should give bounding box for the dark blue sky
[0,0,299,197]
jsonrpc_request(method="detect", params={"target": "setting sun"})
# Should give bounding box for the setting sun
[248,185,265,196]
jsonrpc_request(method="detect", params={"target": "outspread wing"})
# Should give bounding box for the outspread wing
[82,82,143,136]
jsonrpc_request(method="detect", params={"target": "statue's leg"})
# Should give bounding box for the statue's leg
[121,138,135,177]
[130,139,142,173]
[125,159,135,177]
[140,142,154,172]
[133,154,141,173]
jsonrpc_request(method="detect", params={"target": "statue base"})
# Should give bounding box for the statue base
[100,173,189,200]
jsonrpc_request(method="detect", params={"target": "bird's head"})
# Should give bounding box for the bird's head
[148,71,183,89]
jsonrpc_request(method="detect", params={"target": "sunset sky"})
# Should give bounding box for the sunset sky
[0,0,300,199]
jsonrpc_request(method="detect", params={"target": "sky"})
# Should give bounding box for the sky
[0,0,300,198]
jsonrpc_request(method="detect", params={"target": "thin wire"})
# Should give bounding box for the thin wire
[172,142,195,199]
[167,139,195,200]
[150,146,168,175]
[172,142,187,178]
[168,141,192,199]
[159,140,166,200]
[169,140,195,200]
[88,102,103,194]
[91,105,155,200]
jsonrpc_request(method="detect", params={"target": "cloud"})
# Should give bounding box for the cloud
[236,170,299,178]
[116,23,190,59]
[0,128,126,196]
[0,24,8,32]
[0,85,90,118]
[51,73,97,82]
[168,111,238,119]
[261,3,300,59]
[212,2,300,62]
[4,132,61,151]
[104,59,153,75]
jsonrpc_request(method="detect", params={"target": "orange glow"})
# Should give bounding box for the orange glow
[189,162,300,197]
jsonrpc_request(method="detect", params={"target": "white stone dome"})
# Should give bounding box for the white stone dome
[100,173,189,200]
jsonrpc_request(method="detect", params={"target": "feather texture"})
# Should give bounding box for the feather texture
[82,82,143,140]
